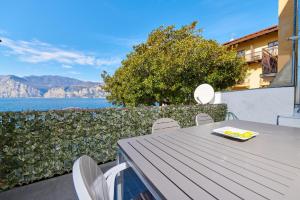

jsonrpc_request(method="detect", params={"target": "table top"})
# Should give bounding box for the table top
[117,120,300,200]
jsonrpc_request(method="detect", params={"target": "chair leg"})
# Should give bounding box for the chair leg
[104,162,129,200]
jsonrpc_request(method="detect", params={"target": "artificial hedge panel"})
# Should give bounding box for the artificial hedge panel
[0,104,227,191]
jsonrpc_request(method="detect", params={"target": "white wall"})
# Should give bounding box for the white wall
[213,87,295,124]
[278,116,300,128]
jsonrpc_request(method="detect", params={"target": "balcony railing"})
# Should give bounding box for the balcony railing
[244,51,262,62]
[239,46,278,63]
[265,46,278,56]
[261,47,278,75]
[238,46,278,76]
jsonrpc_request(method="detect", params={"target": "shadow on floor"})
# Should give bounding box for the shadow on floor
[0,161,116,200]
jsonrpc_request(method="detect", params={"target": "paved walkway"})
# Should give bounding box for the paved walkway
[0,161,116,200]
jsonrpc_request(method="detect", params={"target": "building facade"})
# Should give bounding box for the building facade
[224,26,279,90]
[219,0,300,125]
[224,0,298,92]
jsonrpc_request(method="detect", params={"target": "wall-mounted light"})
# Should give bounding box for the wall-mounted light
[288,35,300,40]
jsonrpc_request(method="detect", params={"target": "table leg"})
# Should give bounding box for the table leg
[117,148,162,200]
[116,149,124,200]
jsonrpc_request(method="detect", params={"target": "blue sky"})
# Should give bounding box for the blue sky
[0,0,278,82]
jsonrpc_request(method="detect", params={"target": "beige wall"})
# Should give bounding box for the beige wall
[231,32,278,89]
[229,0,295,90]
[272,0,295,86]
[235,63,270,90]
[234,32,278,55]
[245,63,262,89]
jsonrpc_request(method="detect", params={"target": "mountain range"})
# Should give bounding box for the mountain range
[0,75,106,98]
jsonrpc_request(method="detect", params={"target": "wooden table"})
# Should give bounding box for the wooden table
[117,120,300,200]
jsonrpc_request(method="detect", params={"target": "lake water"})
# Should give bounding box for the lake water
[0,98,113,112]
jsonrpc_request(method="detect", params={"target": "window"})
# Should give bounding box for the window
[268,41,278,48]
[237,50,245,57]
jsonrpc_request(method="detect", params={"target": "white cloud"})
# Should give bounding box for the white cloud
[0,29,8,35]
[96,34,144,47]
[112,37,143,47]
[62,64,73,69]
[69,71,80,75]
[0,37,122,67]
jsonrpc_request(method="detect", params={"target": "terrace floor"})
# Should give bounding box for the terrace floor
[0,161,116,200]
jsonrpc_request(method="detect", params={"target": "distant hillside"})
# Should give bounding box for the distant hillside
[0,75,42,98]
[0,75,106,98]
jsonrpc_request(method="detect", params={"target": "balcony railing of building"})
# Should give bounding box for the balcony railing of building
[241,46,278,62]
[238,46,278,76]
[261,47,278,75]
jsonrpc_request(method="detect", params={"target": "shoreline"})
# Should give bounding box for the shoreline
[0,98,112,112]
[0,97,107,99]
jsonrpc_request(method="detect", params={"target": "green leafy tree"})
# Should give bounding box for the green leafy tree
[102,22,246,106]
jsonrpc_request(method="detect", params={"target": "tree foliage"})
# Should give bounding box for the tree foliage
[102,22,246,106]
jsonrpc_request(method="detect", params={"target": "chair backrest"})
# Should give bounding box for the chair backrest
[195,113,214,126]
[73,155,109,200]
[152,118,180,134]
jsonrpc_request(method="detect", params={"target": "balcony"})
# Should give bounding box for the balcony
[241,46,278,63]
[238,46,278,77]
[244,51,263,62]
[261,46,278,76]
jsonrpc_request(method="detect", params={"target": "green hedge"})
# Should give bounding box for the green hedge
[0,104,227,191]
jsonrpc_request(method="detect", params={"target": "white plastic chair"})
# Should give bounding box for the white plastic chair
[72,155,128,200]
[195,113,214,126]
[152,118,180,134]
